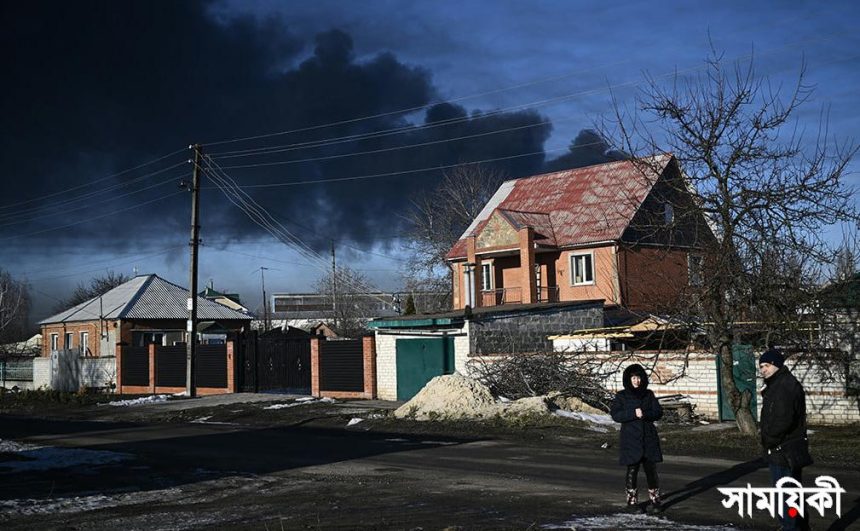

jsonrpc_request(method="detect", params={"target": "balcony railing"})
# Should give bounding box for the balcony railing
[538,286,560,303]
[481,287,522,306]
[480,286,559,306]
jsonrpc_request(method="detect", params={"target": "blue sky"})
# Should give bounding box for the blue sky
[1,0,858,322]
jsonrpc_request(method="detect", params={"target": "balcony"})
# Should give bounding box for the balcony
[481,287,522,306]
[480,286,559,306]
[538,286,560,303]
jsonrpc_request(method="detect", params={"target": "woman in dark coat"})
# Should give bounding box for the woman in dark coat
[610,363,664,510]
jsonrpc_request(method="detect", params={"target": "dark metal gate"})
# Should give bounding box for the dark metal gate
[239,331,311,393]
[319,339,364,392]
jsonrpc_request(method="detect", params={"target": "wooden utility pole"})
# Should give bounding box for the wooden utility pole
[259,266,269,332]
[186,144,203,398]
[331,240,337,332]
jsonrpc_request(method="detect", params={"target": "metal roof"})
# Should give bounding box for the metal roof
[447,155,673,260]
[39,274,253,324]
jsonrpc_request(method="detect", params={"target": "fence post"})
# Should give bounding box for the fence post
[226,341,235,393]
[116,346,123,395]
[311,337,320,397]
[363,335,377,399]
[148,343,156,394]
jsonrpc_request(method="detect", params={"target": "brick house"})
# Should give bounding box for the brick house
[447,154,713,312]
[40,274,252,358]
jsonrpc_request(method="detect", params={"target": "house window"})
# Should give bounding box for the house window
[50,334,58,352]
[64,332,73,350]
[132,331,165,347]
[688,254,704,287]
[481,262,493,291]
[570,253,594,285]
[80,331,89,355]
[664,202,674,224]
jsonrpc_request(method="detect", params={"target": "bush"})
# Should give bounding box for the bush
[467,351,614,411]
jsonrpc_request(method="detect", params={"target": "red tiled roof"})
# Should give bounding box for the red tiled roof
[447,155,673,260]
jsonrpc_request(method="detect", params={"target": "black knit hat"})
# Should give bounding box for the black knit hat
[759,349,785,368]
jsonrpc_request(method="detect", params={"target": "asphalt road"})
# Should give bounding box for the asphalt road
[0,415,857,530]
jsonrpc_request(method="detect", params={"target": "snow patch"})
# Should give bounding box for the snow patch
[0,439,38,453]
[0,439,132,473]
[102,394,171,407]
[346,418,363,426]
[543,513,736,530]
[263,397,335,410]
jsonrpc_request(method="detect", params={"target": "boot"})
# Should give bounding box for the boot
[626,488,639,511]
[648,488,663,512]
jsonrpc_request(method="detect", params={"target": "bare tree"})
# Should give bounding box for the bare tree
[0,268,31,356]
[56,270,130,312]
[402,164,507,306]
[606,50,859,434]
[313,265,384,338]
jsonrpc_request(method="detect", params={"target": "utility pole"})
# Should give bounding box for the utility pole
[185,144,203,398]
[331,240,337,332]
[258,266,269,332]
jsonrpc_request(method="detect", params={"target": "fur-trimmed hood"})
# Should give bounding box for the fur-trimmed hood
[622,363,649,394]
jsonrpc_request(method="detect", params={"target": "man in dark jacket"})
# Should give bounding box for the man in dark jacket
[611,363,663,511]
[759,348,812,531]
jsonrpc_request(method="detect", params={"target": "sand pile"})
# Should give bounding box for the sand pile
[394,373,607,421]
[393,373,497,420]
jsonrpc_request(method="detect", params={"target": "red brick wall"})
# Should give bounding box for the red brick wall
[619,246,689,311]
[311,337,377,400]
[41,321,102,356]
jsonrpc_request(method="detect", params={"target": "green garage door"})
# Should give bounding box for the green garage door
[396,337,455,401]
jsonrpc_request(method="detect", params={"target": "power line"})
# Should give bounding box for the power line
[0,171,189,228]
[0,147,187,212]
[16,244,186,277]
[203,31,851,164]
[202,157,392,304]
[209,114,562,162]
[201,60,635,149]
[0,190,184,242]
[207,143,569,183]
[24,245,185,283]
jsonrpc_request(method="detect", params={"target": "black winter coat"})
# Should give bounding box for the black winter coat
[610,364,663,465]
[760,366,812,469]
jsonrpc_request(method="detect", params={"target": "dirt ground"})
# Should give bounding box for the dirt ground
[1,391,858,530]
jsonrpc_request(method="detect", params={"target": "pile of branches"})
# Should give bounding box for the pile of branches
[468,350,614,411]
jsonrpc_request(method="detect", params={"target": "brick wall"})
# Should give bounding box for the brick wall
[41,321,102,356]
[311,337,378,399]
[548,344,859,425]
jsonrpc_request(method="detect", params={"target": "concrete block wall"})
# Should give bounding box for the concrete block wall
[374,328,470,401]
[469,303,603,355]
[79,357,117,389]
[33,358,51,389]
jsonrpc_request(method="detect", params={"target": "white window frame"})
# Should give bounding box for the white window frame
[480,261,493,291]
[50,333,59,352]
[64,332,73,350]
[570,252,595,286]
[80,331,89,355]
[688,253,704,287]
